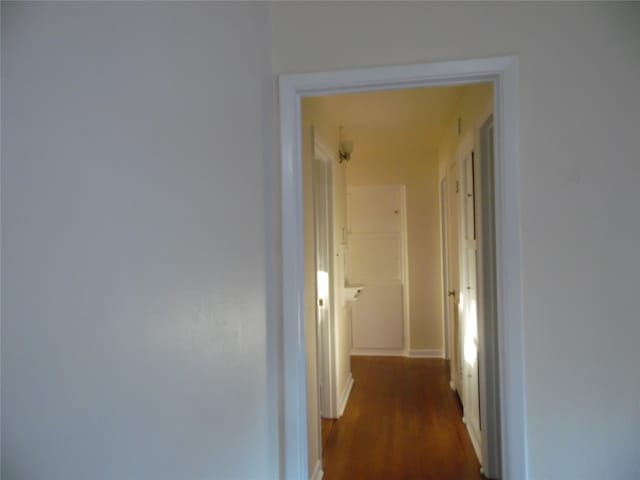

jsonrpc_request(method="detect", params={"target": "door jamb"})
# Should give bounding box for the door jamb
[312,135,338,420]
[279,56,527,480]
[477,113,502,477]
[439,177,452,361]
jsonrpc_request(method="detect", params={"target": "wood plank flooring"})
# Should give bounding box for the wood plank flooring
[321,356,485,480]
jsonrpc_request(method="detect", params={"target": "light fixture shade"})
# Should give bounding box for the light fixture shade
[340,140,354,155]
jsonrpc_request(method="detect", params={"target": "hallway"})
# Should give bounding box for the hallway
[321,356,485,480]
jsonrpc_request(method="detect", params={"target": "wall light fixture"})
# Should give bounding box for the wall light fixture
[338,126,354,163]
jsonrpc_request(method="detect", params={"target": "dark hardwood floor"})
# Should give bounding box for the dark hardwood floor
[321,356,485,480]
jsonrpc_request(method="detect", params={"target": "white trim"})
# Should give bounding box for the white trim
[309,460,323,480]
[494,57,528,480]
[337,374,354,417]
[350,349,406,357]
[399,186,411,353]
[463,416,483,465]
[279,56,527,480]
[477,113,502,479]
[349,348,443,359]
[439,177,451,361]
[280,70,308,480]
[408,349,444,359]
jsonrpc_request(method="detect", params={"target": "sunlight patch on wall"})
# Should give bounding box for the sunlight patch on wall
[464,299,478,366]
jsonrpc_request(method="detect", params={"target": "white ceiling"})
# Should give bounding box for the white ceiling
[314,85,469,149]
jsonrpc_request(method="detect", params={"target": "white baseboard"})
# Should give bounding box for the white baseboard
[408,348,444,358]
[351,348,443,358]
[350,348,406,357]
[466,422,482,466]
[310,459,323,480]
[461,417,482,467]
[337,374,354,417]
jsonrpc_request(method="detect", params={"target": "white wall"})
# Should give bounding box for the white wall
[2,3,278,479]
[270,3,640,479]
[3,3,640,480]
[438,84,494,181]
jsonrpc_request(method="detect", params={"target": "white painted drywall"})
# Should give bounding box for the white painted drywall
[2,3,278,479]
[270,3,640,479]
[3,3,640,480]
[438,84,494,182]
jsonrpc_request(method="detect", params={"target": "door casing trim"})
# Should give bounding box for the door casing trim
[278,56,527,480]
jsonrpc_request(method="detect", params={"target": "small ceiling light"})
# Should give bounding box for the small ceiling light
[338,126,354,163]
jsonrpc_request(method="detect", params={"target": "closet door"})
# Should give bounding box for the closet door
[459,150,481,456]
[347,186,404,351]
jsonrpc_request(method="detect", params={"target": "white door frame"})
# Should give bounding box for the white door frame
[279,56,527,480]
[477,113,502,477]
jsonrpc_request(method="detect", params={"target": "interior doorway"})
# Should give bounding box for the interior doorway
[279,57,526,480]
[305,83,495,478]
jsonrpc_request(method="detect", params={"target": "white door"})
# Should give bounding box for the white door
[448,162,463,392]
[459,149,482,457]
[441,176,458,388]
[312,140,334,418]
[347,186,405,352]
[440,178,452,363]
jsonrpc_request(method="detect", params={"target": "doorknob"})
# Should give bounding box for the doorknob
[448,290,456,297]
